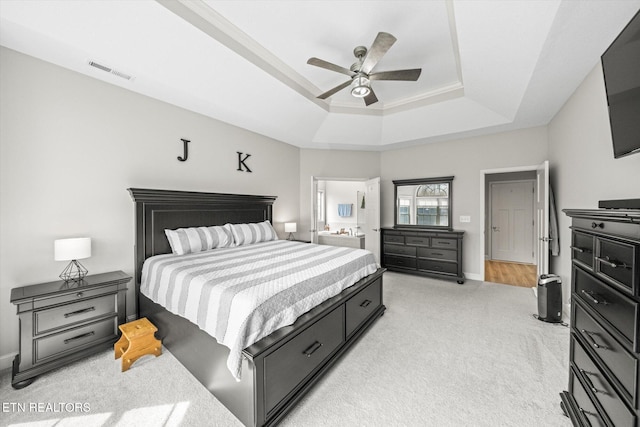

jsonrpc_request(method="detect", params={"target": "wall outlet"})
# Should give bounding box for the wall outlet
[459,215,471,223]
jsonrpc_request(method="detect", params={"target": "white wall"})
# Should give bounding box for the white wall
[548,64,640,303]
[380,127,549,280]
[0,47,300,367]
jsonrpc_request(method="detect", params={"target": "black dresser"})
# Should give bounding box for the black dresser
[381,227,464,283]
[561,208,639,426]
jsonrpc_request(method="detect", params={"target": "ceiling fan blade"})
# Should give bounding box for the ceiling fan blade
[307,57,356,77]
[370,69,422,81]
[360,32,397,74]
[363,88,379,106]
[317,79,352,99]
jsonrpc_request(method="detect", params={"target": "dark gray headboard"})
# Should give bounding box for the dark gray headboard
[128,188,277,293]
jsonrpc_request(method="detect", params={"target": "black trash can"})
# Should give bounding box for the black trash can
[537,274,563,323]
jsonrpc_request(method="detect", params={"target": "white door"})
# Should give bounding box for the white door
[536,161,550,276]
[310,177,318,243]
[490,181,535,263]
[364,177,381,265]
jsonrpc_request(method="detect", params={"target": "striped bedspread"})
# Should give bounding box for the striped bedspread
[141,240,378,380]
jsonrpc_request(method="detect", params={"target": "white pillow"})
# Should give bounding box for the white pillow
[165,225,233,255]
[226,221,278,246]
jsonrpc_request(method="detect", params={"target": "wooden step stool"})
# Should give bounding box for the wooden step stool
[114,317,162,372]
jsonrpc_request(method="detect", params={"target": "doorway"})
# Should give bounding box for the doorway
[310,177,381,264]
[480,162,549,287]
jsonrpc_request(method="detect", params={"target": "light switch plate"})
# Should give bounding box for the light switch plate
[460,215,471,223]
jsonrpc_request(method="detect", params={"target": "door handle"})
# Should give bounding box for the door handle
[492,226,500,231]
[372,228,379,232]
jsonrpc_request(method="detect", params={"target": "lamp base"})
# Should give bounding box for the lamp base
[287,233,295,240]
[60,260,88,282]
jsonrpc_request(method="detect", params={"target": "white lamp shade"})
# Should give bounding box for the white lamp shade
[55,238,91,261]
[284,223,297,233]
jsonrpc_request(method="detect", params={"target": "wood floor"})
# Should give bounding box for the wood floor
[485,260,537,288]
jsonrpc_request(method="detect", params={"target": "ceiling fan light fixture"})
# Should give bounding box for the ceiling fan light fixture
[351,75,371,98]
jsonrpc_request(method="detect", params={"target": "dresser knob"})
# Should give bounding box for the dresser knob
[591,222,604,229]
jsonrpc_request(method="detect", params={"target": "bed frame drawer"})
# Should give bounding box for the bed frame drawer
[346,278,382,337]
[264,306,344,415]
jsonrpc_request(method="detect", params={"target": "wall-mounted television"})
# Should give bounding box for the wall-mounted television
[601,9,640,159]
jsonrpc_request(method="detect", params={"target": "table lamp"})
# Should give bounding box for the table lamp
[284,223,297,240]
[54,237,91,282]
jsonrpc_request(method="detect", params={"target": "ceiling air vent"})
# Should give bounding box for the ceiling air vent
[88,60,134,81]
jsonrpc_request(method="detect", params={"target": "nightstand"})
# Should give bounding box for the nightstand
[10,271,130,388]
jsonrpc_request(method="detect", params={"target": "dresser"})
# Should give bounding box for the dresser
[561,209,639,426]
[381,227,464,283]
[10,271,130,388]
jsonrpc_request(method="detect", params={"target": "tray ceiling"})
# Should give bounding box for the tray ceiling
[1,0,639,150]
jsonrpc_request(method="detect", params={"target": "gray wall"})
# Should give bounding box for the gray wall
[548,64,640,304]
[0,47,300,366]
[380,126,549,280]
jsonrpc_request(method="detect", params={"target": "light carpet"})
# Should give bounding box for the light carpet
[0,272,571,426]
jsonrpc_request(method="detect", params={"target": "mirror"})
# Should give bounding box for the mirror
[393,176,454,230]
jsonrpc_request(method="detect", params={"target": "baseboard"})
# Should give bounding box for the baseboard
[465,272,482,281]
[0,352,17,371]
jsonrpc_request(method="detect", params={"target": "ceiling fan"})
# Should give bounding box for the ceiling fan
[307,32,422,106]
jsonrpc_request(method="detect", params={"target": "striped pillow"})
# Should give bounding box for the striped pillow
[226,221,278,246]
[165,225,233,255]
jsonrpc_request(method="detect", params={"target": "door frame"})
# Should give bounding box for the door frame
[479,164,540,281]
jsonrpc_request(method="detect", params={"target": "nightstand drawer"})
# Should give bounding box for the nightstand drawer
[35,316,118,363]
[35,293,117,335]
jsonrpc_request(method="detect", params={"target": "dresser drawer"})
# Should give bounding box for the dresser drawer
[574,265,639,352]
[569,369,608,427]
[264,307,344,415]
[574,301,638,403]
[384,244,416,257]
[35,316,118,363]
[35,293,118,335]
[572,231,594,270]
[383,234,404,244]
[572,335,637,426]
[417,247,457,261]
[345,278,381,337]
[405,236,430,246]
[573,218,640,240]
[384,255,417,269]
[418,259,457,275]
[432,238,457,249]
[595,237,638,295]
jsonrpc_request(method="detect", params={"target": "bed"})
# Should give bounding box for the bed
[128,188,386,427]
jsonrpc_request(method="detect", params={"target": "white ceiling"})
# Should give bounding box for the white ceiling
[1,0,639,150]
